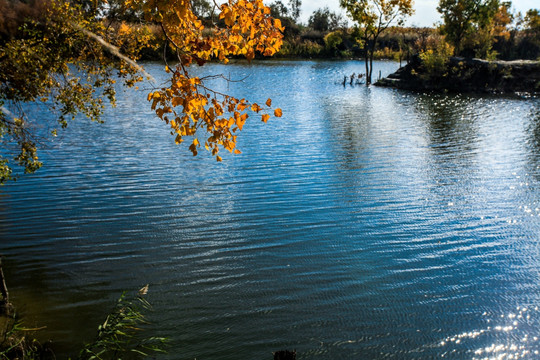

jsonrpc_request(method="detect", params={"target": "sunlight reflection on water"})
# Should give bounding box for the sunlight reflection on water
[439,306,540,360]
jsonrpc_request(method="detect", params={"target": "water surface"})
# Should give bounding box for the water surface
[1,60,540,359]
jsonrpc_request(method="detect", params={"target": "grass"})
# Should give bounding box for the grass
[0,286,167,360]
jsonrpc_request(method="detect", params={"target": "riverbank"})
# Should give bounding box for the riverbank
[375,55,540,94]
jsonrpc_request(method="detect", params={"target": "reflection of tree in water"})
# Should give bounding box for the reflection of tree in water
[525,107,540,181]
[321,87,375,174]
[411,93,486,210]
[318,88,424,209]
[414,93,481,158]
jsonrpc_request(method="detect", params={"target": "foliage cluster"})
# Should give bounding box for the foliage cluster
[500,9,540,60]
[0,0,153,183]
[437,0,539,60]
[0,0,284,183]
[130,0,284,160]
[309,7,347,33]
[419,41,455,78]
[277,39,324,57]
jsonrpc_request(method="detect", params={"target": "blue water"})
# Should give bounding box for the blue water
[1,60,540,359]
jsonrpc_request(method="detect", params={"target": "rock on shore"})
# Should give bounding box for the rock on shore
[375,56,540,94]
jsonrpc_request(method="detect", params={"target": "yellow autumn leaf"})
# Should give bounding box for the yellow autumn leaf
[118,22,131,35]
[236,117,245,130]
[261,114,270,122]
[274,108,283,117]
[265,98,272,107]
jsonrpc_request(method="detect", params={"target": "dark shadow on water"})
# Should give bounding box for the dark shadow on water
[525,106,540,180]
[413,93,481,158]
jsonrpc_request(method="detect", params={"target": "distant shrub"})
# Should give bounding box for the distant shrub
[301,30,324,44]
[419,41,454,77]
[278,39,323,57]
[373,46,402,60]
[340,50,353,58]
[324,30,343,55]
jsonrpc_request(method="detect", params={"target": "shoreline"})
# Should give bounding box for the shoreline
[375,56,540,95]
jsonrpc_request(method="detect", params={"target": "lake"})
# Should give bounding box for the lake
[1,60,540,359]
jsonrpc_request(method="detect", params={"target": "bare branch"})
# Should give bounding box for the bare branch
[73,23,155,82]
[0,106,15,122]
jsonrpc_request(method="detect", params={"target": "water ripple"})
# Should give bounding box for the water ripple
[1,61,540,359]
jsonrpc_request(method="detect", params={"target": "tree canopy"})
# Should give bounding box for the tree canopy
[308,7,347,33]
[288,0,301,22]
[269,1,289,19]
[524,9,540,34]
[437,0,506,57]
[0,0,284,183]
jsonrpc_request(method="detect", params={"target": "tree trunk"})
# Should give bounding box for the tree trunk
[0,259,11,315]
[365,38,377,85]
[364,42,370,85]
[369,48,374,84]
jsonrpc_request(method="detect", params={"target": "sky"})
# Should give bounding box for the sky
[294,0,539,27]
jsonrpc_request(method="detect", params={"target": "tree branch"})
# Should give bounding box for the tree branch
[73,23,154,82]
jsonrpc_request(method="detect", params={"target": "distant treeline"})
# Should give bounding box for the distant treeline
[270,24,540,61]
[264,1,540,61]
[1,0,538,62]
